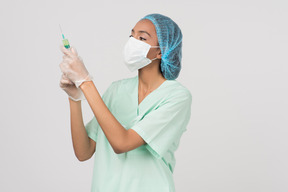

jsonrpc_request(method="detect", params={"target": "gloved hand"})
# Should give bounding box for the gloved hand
[59,73,86,101]
[59,45,93,88]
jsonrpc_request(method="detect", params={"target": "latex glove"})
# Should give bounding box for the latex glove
[59,73,86,101]
[59,45,93,88]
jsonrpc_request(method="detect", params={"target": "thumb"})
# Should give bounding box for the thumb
[61,74,74,85]
[60,45,72,56]
[70,46,78,56]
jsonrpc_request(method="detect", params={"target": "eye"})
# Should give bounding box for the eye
[139,37,146,41]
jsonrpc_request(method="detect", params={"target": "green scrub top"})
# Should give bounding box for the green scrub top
[85,75,192,192]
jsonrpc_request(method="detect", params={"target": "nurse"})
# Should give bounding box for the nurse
[59,13,192,192]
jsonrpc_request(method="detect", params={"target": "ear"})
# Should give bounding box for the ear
[156,49,162,59]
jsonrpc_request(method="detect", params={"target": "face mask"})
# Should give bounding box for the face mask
[123,37,160,72]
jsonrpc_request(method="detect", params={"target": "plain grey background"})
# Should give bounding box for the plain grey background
[0,0,287,191]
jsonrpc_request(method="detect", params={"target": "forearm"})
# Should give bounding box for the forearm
[69,98,93,160]
[79,81,127,153]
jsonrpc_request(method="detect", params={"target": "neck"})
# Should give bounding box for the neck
[138,61,166,92]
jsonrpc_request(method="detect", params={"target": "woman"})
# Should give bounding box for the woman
[59,13,192,192]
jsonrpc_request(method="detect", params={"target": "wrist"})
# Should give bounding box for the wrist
[75,74,93,88]
[79,80,94,90]
[68,97,82,103]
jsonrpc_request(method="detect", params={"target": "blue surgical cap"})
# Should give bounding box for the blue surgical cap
[140,13,183,80]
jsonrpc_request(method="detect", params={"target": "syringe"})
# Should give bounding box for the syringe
[59,24,70,49]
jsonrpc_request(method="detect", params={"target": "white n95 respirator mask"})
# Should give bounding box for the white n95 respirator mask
[123,37,160,72]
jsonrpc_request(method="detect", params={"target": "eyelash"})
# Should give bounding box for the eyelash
[129,35,146,41]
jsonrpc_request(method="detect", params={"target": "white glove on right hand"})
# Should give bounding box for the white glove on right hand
[59,74,86,101]
[59,46,93,88]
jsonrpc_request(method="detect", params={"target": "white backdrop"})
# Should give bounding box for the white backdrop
[0,0,287,191]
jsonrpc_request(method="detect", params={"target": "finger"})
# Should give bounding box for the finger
[60,78,73,86]
[60,78,70,85]
[60,45,73,57]
[62,57,73,64]
[70,46,78,56]
[61,79,73,86]
[59,81,71,89]
[61,73,69,80]
[61,74,74,84]
[59,81,65,88]
[62,55,70,60]
[59,61,70,74]
[59,78,69,87]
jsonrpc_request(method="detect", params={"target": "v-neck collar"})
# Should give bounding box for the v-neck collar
[136,75,168,109]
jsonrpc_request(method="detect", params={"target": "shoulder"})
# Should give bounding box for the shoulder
[109,76,137,89]
[164,80,192,102]
[102,76,137,98]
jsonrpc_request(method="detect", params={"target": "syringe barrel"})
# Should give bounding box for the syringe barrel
[62,39,70,49]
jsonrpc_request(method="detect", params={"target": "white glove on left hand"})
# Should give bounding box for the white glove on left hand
[59,74,86,101]
[59,45,93,88]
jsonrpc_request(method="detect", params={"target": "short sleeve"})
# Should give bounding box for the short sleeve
[131,89,192,159]
[84,81,117,142]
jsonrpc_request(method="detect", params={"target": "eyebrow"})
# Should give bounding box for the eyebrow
[131,29,151,37]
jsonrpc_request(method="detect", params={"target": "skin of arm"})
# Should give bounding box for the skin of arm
[69,98,96,161]
[62,19,162,156]
[79,81,146,154]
